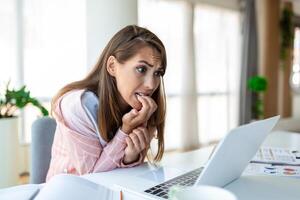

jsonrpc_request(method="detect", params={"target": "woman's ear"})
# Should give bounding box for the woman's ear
[106,56,117,76]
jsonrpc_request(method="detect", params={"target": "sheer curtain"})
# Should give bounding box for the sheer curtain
[22,0,87,142]
[139,0,186,150]
[0,0,87,142]
[139,0,241,150]
[238,0,258,125]
[194,4,241,144]
[0,0,18,86]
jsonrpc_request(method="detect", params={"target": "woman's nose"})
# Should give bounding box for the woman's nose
[144,77,156,90]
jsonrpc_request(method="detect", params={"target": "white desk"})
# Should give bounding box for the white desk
[83,131,300,200]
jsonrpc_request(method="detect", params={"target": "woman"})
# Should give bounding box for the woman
[46,25,167,181]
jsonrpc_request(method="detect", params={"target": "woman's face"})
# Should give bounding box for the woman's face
[107,46,164,111]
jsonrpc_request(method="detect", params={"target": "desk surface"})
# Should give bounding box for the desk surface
[83,131,300,200]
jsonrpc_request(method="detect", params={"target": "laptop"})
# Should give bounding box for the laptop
[114,116,280,199]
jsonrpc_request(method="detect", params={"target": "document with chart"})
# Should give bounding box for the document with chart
[243,147,300,177]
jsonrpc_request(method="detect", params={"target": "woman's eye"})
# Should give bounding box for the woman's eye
[136,66,147,73]
[154,71,164,77]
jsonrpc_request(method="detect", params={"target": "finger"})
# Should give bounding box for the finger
[136,95,150,118]
[142,122,147,127]
[128,108,139,120]
[136,95,149,107]
[122,109,139,132]
[133,129,147,151]
[137,127,150,145]
[129,133,141,152]
[125,137,134,149]
[130,96,154,127]
[131,113,148,127]
[143,96,157,113]
[140,96,157,120]
[124,109,138,122]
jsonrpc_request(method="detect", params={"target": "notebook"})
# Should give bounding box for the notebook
[0,174,114,200]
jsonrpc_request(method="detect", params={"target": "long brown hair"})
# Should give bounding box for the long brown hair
[52,25,167,162]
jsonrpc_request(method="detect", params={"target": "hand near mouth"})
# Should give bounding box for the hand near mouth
[136,95,157,122]
[121,95,157,134]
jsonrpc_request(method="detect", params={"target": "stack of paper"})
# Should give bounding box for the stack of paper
[244,147,300,177]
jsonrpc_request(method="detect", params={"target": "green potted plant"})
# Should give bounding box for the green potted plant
[247,76,268,120]
[0,82,48,188]
[0,83,48,118]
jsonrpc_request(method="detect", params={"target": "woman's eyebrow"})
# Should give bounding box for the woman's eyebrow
[138,60,163,70]
[138,60,154,67]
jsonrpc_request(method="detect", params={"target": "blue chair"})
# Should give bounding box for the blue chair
[30,117,56,184]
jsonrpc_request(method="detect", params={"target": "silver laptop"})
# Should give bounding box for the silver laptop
[115,116,280,199]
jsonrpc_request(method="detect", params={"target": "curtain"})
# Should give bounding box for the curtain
[139,0,241,150]
[180,2,200,150]
[239,0,258,124]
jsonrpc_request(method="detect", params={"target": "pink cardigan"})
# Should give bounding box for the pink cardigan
[46,90,144,181]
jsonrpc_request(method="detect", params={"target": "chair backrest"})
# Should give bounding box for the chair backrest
[30,117,56,184]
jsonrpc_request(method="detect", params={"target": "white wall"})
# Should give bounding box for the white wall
[86,0,138,69]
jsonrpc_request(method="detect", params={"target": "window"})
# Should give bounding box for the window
[290,18,300,116]
[138,0,241,149]
[194,5,241,144]
[291,27,300,93]
[138,0,185,150]
[0,0,18,86]
[0,0,87,142]
[23,0,87,98]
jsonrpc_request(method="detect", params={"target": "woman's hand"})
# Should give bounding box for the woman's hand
[123,126,154,164]
[121,95,157,134]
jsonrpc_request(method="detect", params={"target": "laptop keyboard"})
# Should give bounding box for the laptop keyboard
[144,167,204,199]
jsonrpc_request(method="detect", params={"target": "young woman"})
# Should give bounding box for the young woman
[46,25,167,181]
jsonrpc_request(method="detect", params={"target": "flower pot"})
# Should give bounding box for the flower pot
[0,117,19,188]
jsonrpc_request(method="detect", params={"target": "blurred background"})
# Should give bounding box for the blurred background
[1,0,300,188]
